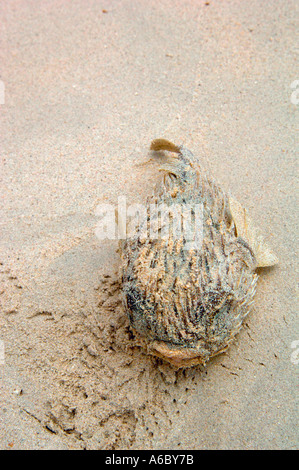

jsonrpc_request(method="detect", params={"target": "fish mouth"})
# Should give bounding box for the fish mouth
[148,340,209,368]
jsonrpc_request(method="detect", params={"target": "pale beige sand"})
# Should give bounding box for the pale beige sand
[0,0,297,449]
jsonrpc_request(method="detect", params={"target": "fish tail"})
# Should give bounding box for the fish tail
[150,138,196,183]
[150,138,181,154]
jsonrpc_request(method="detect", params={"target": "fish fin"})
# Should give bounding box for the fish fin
[229,197,278,268]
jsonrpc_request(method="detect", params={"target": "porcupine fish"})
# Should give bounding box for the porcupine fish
[120,139,278,368]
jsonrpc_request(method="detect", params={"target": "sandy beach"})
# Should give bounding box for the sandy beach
[0,0,298,449]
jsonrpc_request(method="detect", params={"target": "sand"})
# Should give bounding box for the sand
[0,0,298,449]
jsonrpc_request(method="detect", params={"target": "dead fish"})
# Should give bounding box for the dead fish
[120,139,278,368]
